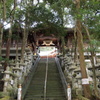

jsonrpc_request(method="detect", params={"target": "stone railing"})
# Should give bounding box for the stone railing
[55,57,67,97]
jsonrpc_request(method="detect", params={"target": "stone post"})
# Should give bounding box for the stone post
[17,84,22,100]
[67,84,71,100]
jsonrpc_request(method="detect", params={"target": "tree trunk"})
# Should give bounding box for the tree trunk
[0,23,3,57]
[14,0,17,9]
[6,24,12,58]
[73,28,78,63]
[61,36,66,56]
[83,25,99,98]
[21,27,28,63]
[76,20,91,98]
[4,21,12,70]
[76,0,91,98]
[15,39,19,63]
[3,0,6,21]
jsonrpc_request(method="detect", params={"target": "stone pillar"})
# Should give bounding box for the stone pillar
[17,84,22,100]
[67,84,71,100]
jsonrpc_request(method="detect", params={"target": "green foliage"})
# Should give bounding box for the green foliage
[0,56,4,61]
[7,88,15,99]
[11,34,20,40]
[71,0,100,41]
[5,0,14,19]
[47,0,58,4]
[87,39,100,52]
[90,39,100,47]
[4,58,10,62]
[0,56,11,63]
[0,92,4,98]
[0,96,10,100]
[0,92,10,100]
[27,3,62,26]
[0,2,3,18]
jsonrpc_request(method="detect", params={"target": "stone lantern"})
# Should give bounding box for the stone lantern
[3,66,13,92]
[74,67,83,95]
[69,64,77,88]
[12,62,22,84]
[19,62,27,81]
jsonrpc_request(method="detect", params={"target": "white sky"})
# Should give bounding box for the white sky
[34,0,43,4]
[4,22,11,29]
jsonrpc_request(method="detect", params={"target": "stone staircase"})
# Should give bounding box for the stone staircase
[24,58,66,100]
[46,58,66,100]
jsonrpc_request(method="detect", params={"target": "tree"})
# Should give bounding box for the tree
[79,0,100,98]
[0,0,5,56]
[75,0,91,98]
[83,26,100,98]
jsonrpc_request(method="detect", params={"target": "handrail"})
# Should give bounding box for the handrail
[22,56,40,99]
[55,57,67,97]
[44,55,48,100]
